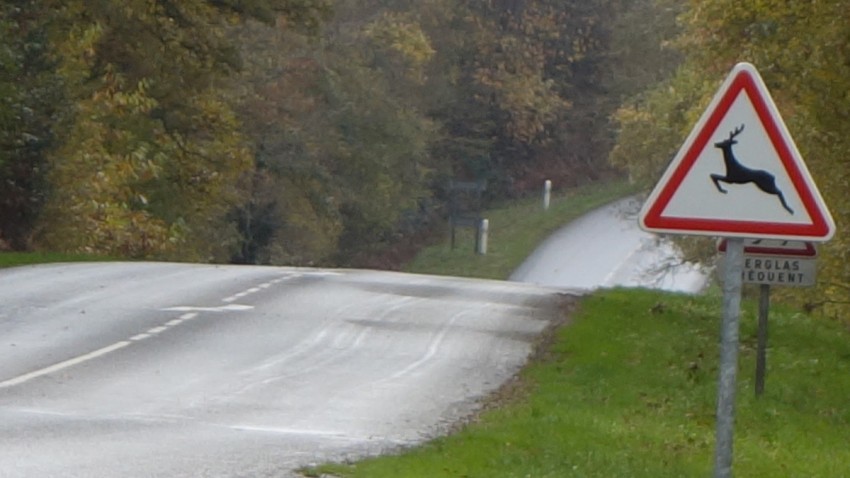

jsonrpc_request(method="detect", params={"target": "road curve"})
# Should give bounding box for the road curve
[0,262,566,477]
[511,197,707,293]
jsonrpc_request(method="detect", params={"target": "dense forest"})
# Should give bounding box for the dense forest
[1,1,848,318]
[1,0,660,265]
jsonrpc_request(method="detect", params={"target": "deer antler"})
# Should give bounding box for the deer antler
[729,124,745,139]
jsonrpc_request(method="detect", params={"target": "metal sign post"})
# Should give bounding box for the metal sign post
[714,237,744,478]
[755,284,770,397]
[448,180,486,252]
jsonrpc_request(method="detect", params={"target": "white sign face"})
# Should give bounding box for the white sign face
[662,96,811,224]
[639,63,835,241]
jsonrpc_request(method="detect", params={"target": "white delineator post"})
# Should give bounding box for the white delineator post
[543,180,552,211]
[477,219,489,255]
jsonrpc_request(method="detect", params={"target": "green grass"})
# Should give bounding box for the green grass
[0,251,113,268]
[306,288,850,477]
[405,179,639,280]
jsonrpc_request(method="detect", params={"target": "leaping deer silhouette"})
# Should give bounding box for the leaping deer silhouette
[710,124,794,214]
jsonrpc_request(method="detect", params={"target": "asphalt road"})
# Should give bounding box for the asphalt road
[511,196,707,293]
[0,262,564,477]
[0,197,705,477]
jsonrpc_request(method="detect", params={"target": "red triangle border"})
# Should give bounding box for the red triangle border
[641,65,833,239]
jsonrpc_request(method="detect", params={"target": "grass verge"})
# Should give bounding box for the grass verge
[404,179,638,280]
[306,288,850,477]
[0,252,113,268]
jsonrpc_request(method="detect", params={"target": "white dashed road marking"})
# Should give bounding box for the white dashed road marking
[0,341,131,389]
[0,274,292,389]
[162,304,254,313]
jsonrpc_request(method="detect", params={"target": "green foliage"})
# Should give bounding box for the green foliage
[606,0,684,100]
[320,61,436,262]
[230,9,438,265]
[37,75,173,257]
[0,252,114,268]
[210,0,332,29]
[33,0,325,259]
[0,1,66,249]
[609,65,715,186]
[307,288,850,477]
[364,11,436,82]
[424,0,623,192]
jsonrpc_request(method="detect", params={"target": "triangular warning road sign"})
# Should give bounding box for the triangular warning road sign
[639,62,835,241]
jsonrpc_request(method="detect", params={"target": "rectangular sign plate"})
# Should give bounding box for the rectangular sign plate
[741,256,816,286]
[719,255,816,287]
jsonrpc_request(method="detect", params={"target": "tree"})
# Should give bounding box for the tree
[230,3,437,265]
[0,1,66,250]
[35,0,330,259]
[415,0,628,195]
